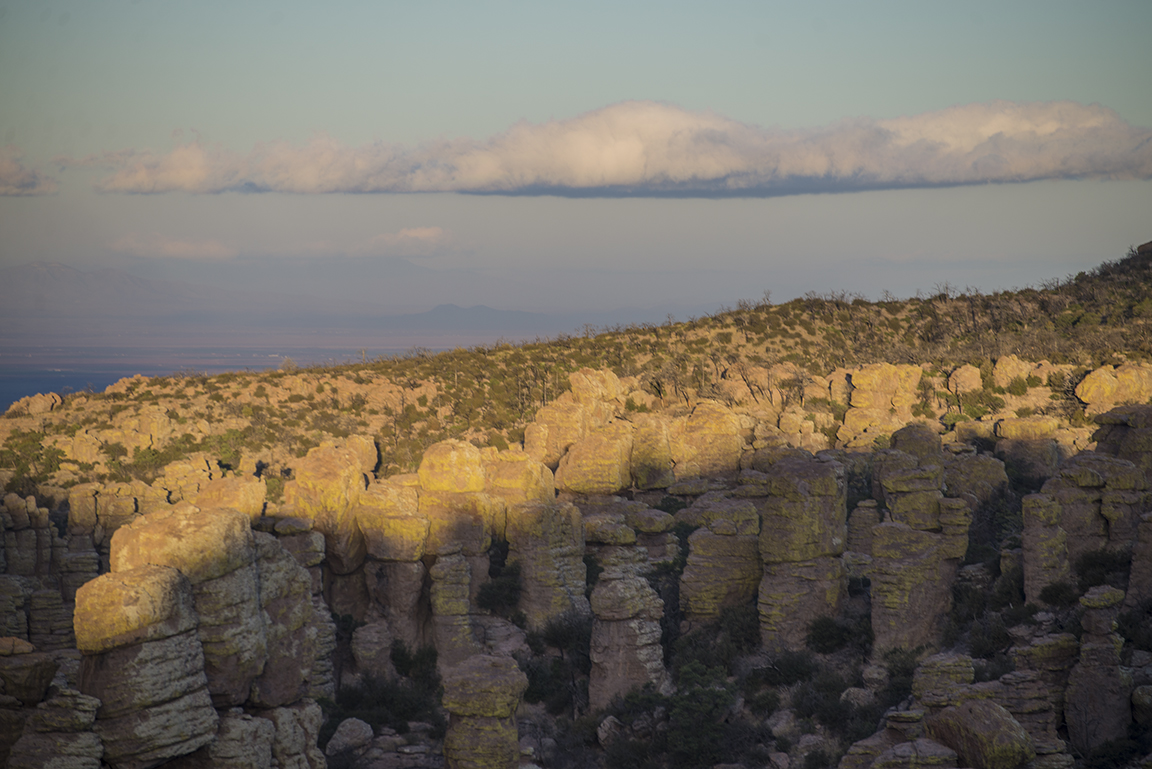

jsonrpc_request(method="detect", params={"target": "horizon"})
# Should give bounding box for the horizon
[1,1,1150,377]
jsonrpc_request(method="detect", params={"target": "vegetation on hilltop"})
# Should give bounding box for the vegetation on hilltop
[2,246,1150,490]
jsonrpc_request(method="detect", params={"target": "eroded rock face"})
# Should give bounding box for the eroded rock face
[669,401,745,480]
[111,505,267,708]
[7,687,103,769]
[283,440,371,574]
[554,420,634,495]
[442,655,528,769]
[588,567,672,711]
[75,565,218,769]
[1023,453,1150,605]
[1093,404,1152,476]
[506,501,589,631]
[430,553,482,669]
[1065,586,1131,754]
[839,363,923,445]
[756,455,846,648]
[249,531,316,708]
[867,433,970,653]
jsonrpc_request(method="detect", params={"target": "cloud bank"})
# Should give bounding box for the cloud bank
[0,146,58,195]
[92,100,1152,198]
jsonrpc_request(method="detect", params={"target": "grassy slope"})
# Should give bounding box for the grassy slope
[2,247,1150,491]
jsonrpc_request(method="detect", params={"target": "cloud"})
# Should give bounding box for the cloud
[0,146,58,195]
[298,227,454,258]
[111,233,239,260]
[91,100,1152,198]
[347,226,454,256]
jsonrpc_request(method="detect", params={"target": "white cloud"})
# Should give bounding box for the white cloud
[0,146,58,195]
[91,100,1152,197]
[111,233,239,260]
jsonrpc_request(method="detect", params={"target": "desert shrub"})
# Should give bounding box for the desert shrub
[1038,580,1080,607]
[1084,738,1143,769]
[1074,548,1131,592]
[757,649,817,687]
[1006,377,1028,396]
[389,641,439,689]
[973,653,1014,682]
[536,611,593,676]
[804,750,833,769]
[1118,599,1152,653]
[317,671,445,749]
[665,661,739,768]
[719,604,760,654]
[746,688,780,716]
[989,563,1025,611]
[970,614,1011,659]
[1,430,65,493]
[805,616,851,654]
[880,648,921,708]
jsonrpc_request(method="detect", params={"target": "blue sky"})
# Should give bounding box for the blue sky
[1,0,1150,320]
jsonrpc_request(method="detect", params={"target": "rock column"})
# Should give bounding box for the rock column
[757,455,846,648]
[442,655,528,769]
[75,565,218,769]
[1065,586,1131,754]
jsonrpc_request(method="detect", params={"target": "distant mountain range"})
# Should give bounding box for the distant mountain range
[0,262,705,349]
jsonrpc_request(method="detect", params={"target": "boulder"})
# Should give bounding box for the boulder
[669,401,745,480]
[1076,362,1152,415]
[325,717,373,760]
[192,476,266,520]
[555,420,634,495]
[926,700,1034,769]
[949,365,983,395]
[993,355,1036,389]
[7,688,103,769]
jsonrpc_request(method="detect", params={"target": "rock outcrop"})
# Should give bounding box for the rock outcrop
[442,655,528,769]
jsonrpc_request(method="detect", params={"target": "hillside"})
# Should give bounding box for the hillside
[3,246,1150,491]
[1,246,1151,769]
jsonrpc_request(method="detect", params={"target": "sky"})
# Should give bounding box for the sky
[1,0,1150,328]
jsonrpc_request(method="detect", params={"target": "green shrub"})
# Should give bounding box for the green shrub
[389,641,439,689]
[970,614,1011,659]
[1074,548,1131,592]
[1039,580,1080,608]
[880,648,921,708]
[1118,600,1152,652]
[1005,377,1028,396]
[757,650,817,687]
[655,495,687,515]
[805,616,852,654]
